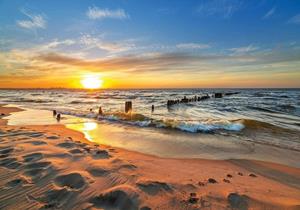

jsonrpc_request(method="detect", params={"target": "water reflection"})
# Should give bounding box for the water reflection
[83,122,98,131]
[81,122,98,141]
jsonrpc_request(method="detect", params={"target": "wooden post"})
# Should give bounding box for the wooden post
[125,101,132,113]
[56,113,61,121]
[98,107,103,115]
[215,93,223,98]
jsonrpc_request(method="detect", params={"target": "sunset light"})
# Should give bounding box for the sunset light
[80,76,103,89]
[0,1,300,209]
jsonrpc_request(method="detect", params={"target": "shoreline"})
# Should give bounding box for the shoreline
[4,105,300,168]
[0,104,300,209]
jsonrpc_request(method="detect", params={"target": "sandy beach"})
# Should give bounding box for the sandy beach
[0,104,299,210]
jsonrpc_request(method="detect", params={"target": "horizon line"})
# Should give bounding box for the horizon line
[0,87,299,90]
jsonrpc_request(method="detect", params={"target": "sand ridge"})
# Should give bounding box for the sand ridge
[0,105,300,209]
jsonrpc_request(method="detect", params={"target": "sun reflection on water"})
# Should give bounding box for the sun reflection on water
[82,122,98,141]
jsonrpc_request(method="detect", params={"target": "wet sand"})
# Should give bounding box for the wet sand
[0,104,300,209]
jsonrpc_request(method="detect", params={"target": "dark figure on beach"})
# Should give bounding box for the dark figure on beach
[90,108,93,112]
[56,113,61,122]
[98,107,103,115]
[151,105,154,113]
[53,110,57,116]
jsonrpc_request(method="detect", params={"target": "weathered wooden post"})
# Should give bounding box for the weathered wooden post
[125,101,132,113]
[56,113,61,121]
[98,107,103,115]
[215,93,223,98]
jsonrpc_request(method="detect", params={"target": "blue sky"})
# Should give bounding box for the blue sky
[0,0,300,88]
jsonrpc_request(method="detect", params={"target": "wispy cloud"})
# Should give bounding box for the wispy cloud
[229,45,259,55]
[16,9,46,29]
[80,34,135,53]
[288,14,300,24]
[43,39,75,49]
[197,0,242,18]
[86,7,129,20]
[176,43,211,50]
[263,7,276,19]
[34,52,199,73]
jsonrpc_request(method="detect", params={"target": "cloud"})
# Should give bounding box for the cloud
[43,39,75,49]
[80,34,134,53]
[31,51,265,75]
[34,52,200,72]
[17,9,46,29]
[2,40,300,79]
[288,14,300,24]
[86,7,129,20]
[229,45,259,55]
[197,0,242,18]
[263,7,276,19]
[176,43,211,50]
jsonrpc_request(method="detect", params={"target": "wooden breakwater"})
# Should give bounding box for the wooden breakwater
[167,92,240,107]
[167,95,210,106]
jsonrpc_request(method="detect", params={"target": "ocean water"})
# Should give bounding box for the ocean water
[1,88,300,152]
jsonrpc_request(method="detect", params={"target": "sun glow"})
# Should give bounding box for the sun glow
[81,76,103,89]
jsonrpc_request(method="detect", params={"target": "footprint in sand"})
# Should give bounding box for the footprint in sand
[87,167,109,177]
[68,148,84,155]
[56,142,76,149]
[137,181,173,195]
[207,178,218,184]
[0,147,14,158]
[5,177,30,188]
[89,185,139,210]
[92,149,111,159]
[28,188,73,209]
[23,152,44,162]
[0,153,10,159]
[227,193,249,210]
[25,140,47,146]
[117,163,137,171]
[46,135,60,140]
[0,157,22,169]
[25,161,51,170]
[54,172,86,190]
[0,147,14,155]
[28,133,44,138]
[23,161,52,180]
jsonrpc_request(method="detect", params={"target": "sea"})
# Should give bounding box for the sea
[1,88,300,165]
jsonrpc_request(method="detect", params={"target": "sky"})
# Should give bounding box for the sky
[0,0,300,89]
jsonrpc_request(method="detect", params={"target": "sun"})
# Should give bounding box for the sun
[81,76,103,89]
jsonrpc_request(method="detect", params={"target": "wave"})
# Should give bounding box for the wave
[58,109,245,133]
[235,119,298,134]
[278,104,296,111]
[247,106,278,113]
[3,98,55,103]
[58,108,299,137]
[70,100,95,104]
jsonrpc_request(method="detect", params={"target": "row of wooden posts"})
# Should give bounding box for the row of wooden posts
[52,92,240,119]
[122,92,240,113]
[101,92,240,114]
[166,92,239,107]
